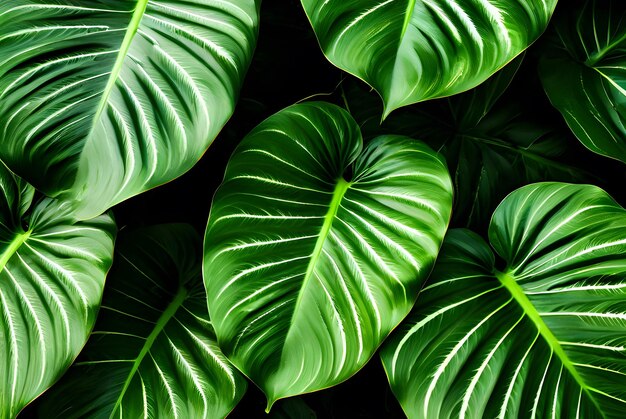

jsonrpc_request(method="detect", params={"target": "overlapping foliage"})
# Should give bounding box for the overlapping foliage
[0,0,625,418]
[41,224,246,418]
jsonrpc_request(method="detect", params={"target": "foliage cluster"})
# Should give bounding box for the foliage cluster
[0,0,625,417]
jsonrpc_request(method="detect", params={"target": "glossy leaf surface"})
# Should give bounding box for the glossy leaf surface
[204,102,453,408]
[39,224,246,418]
[382,183,626,418]
[0,0,260,219]
[539,0,626,164]
[302,0,556,115]
[0,164,115,418]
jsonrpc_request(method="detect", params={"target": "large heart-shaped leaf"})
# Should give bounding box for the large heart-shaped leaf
[345,58,589,229]
[539,0,626,164]
[204,102,453,409]
[301,0,557,115]
[39,224,246,418]
[382,183,626,418]
[0,164,115,418]
[0,0,260,219]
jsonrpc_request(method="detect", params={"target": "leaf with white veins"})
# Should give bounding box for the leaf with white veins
[204,102,453,409]
[382,183,626,418]
[39,224,246,418]
[0,0,260,219]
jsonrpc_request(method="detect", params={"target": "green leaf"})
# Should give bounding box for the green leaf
[302,0,557,116]
[0,164,115,418]
[38,224,246,418]
[539,0,626,164]
[381,183,626,418]
[0,0,260,219]
[203,102,453,409]
[345,58,589,229]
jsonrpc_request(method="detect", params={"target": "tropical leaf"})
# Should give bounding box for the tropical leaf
[203,102,453,409]
[301,0,557,116]
[382,183,626,418]
[38,224,246,418]
[539,0,626,164]
[0,0,260,219]
[344,58,589,229]
[0,164,115,418]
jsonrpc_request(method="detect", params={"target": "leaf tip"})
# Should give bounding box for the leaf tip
[265,398,276,413]
[381,99,400,121]
[381,106,393,122]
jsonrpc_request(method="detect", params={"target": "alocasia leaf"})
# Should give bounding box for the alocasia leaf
[301,0,557,115]
[203,102,453,409]
[0,163,115,418]
[39,224,246,418]
[382,183,626,418]
[539,0,626,164]
[0,0,260,219]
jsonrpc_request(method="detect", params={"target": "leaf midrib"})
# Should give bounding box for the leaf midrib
[292,177,350,318]
[383,0,416,118]
[495,270,603,414]
[269,177,350,408]
[0,230,31,272]
[265,177,351,413]
[400,0,416,41]
[90,0,150,136]
[109,285,187,417]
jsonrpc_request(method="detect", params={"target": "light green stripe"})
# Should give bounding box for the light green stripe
[268,177,350,411]
[91,0,150,131]
[585,31,626,66]
[0,231,30,272]
[495,270,602,413]
[110,286,188,418]
[400,0,416,41]
[301,177,350,295]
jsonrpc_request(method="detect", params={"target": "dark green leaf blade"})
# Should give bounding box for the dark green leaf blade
[302,0,557,115]
[0,0,260,219]
[204,102,453,408]
[38,224,246,418]
[345,59,589,229]
[0,164,115,418]
[539,0,626,164]
[382,183,626,418]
